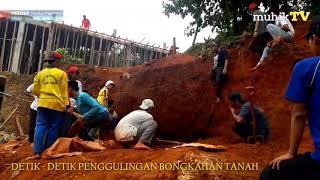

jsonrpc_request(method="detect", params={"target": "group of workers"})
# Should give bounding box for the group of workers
[26,51,158,158]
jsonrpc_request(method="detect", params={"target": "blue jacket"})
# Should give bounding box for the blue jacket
[76,92,108,119]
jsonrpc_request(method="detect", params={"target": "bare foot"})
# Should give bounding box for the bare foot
[250,67,257,71]
[25,154,40,160]
[133,142,152,150]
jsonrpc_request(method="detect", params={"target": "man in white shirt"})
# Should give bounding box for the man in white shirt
[114,99,157,150]
[251,16,295,70]
[24,84,38,144]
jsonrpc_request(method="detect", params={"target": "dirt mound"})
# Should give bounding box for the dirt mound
[59,22,314,142]
[0,22,317,179]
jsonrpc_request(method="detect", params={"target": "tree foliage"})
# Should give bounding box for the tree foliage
[163,0,318,42]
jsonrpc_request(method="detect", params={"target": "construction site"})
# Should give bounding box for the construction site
[0,1,320,180]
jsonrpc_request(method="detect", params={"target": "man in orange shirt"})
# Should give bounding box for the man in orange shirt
[82,15,91,30]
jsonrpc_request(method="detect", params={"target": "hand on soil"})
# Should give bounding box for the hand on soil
[133,142,152,150]
[270,152,294,170]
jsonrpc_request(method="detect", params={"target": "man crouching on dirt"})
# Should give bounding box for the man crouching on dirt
[260,57,320,179]
[68,80,111,141]
[114,99,157,150]
[228,92,270,143]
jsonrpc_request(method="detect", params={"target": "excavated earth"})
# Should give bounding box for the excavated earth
[0,22,318,179]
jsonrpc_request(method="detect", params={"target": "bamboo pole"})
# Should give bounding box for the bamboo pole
[0,21,9,71]
[64,27,70,48]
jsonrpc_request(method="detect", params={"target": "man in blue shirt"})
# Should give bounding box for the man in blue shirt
[68,80,110,141]
[260,57,320,179]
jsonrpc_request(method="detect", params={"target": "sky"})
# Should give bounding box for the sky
[1,0,216,52]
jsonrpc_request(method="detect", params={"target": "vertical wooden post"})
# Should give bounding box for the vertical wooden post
[64,27,70,49]
[83,34,89,63]
[38,27,46,72]
[97,35,103,66]
[173,37,176,54]
[55,25,62,49]
[0,21,9,71]
[8,21,18,72]
[11,22,26,74]
[71,30,76,56]
[78,30,84,58]
[27,25,38,74]
[18,23,29,74]
[89,35,95,65]
[73,30,80,57]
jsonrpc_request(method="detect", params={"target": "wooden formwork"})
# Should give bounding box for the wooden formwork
[0,16,169,75]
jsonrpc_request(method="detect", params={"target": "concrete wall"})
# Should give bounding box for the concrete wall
[0,72,33,134]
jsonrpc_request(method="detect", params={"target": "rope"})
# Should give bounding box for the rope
[0,92,32,103]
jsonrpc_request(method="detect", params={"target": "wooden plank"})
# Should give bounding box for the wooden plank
[0,21,9,71]
[83,33,89,63]
[77,30,84,58]
[0,105,20,130]
[15,116,24,137]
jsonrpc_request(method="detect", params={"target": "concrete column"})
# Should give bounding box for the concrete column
[11,22,26,74]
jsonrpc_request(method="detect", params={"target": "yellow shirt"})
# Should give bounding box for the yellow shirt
[97,87,109,108]
[33,67,69,112]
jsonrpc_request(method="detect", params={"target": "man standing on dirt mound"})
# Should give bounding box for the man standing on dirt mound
[114,99,157,150]
[33,52,69,156]
[260,57,320,179]
[211,45,229,103]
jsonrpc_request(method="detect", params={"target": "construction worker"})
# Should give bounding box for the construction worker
[24,84,38,146]
[114,99,157,150]
[82,15,91,30]
[248,2,272,54]
[251,15,295,70]
[33,51,69,156]
[68,80,110,141]
[228,92,270,142]
[67,66,82,93]
[97,80,115,108]
[212,45,229,103]
[260,57,320,179]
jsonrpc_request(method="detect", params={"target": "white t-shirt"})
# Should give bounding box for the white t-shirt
[276,16,295,35]
[26,84,38,111]
[114,110,154,142]
[76,80,83,93]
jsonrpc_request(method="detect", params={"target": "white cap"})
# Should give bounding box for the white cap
[139,99,154,110]
[105,80,115,87]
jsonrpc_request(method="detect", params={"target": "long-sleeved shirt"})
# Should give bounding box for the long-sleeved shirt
[114,110,154,142]
[33,67,69,112]
[77,92,107,120]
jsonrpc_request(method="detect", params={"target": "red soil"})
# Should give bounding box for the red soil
[0,22,317,179]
